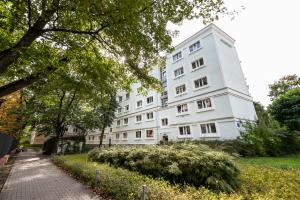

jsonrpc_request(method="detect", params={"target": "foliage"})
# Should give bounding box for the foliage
[0,0,227,97]
[53,154,300,200]
[268,74,300,101]
[0,91,23,138]
[88,144,240,192]
[269,88,300,131]
[253,101,270,124]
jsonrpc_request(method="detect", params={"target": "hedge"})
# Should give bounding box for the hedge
[53,154,242,200]
[88,144,240,192]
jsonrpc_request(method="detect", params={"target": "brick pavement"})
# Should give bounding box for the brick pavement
[0,149,101,200]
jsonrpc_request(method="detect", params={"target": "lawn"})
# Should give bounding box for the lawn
[53,154,300,200]
[238,155,300,169]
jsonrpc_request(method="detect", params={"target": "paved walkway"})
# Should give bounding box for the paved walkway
[0,150,100,200]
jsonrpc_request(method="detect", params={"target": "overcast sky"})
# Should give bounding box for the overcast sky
[169,0,300,106]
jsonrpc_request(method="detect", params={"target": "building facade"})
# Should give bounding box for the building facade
[86,24,257,145]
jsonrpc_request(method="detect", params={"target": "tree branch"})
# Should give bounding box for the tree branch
[42,24,109,35]
[27,0,32,27]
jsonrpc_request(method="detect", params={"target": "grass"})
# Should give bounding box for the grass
[53,153,300,200]
[238,155,300,169]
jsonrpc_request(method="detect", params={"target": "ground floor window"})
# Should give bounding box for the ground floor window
[122,132,127,139]
[146,130,154,138]
[179,126,191,135]
[136,131,142,139]
[116,133,120,140]
[200,123,217,134]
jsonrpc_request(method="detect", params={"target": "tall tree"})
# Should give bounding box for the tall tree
[0,0,226,97]
[269,88,300,131]
[269,74,300,101]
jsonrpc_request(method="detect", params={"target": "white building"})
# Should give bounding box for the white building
[86,24,257,145]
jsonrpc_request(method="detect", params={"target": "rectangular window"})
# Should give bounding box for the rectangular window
[137,100,142,108]
[110,127,112,132]
[172,51,182,62]
[177,103,188,114]
[126,93,130,100]
[174,67,184,78]
[179,126,191,135]
[124,105,130,112]
[117,120,121,126]
[175,84,186,95]
[196,98,212,110]
[147,96,154,104]
[146,112,154,120]
[116,133,120,140]
[118,96,122,102]
[191,58,204,70]
[200,123,217,134]
[122,132,127,139]
[136,131,142,139]
[146,130,154,138]
[103,134,106,140]
[123,118,128,125]
[189,41,201,53]
[194,77,208,89]
[117,107,122,114]
[161,118,168,126]
[136,115,142,122]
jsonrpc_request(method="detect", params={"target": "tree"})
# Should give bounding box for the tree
[253,101,270,124]
[0,91,24,138]
[268,74,300,101]
[0,0,226,97]
[269,88,300,131]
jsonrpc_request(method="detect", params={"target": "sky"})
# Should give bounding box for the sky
[169,0,300,106]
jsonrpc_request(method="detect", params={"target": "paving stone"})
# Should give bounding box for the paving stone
[0,150,101,200]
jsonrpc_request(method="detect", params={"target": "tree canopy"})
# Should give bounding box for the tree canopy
[269,88,300,131]
[268,74,300,101]
[0,0,226,98]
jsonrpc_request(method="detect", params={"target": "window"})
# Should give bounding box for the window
[146,130,154,138]
[196,98,212,110]
[189,41,201,53]
[172,51,182,62]
[175,84,186,95]
[177,104,188,114]
[116,133,120,140]
[136,115,142,122]
[117,120,121,126]
[137,100,142,108]
[179,126,191,136]
[194,77,208,89]
[191,58,204,70]
[147,96,154,104]
[161,118,168,126]
[146,112,154,120]
[136,131,142,139]
[123,118,128,125]
[110,127,112,132]
[118,96,122,102]
[117,107,122,114]
[126,93,130,100]
[124,105,130,112]
[200,123,217,134]
[174,67,184,78]
[103,134,106,140]
[122,132,127,139]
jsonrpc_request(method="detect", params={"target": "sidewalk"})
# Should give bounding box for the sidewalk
[0,149,100,200]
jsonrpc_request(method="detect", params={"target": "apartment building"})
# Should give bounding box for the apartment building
[86,24,257,145]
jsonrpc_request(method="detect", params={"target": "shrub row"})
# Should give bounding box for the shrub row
[52,154,242,200]
[88,144,240,192]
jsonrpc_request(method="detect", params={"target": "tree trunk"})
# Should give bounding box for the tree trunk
[0,2,58,75]
[99,125,106,148]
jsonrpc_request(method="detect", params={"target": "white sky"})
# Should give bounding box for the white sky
[169,0,300,106]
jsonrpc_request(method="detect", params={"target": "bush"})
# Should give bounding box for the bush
[88,144,240,192]
[53,154,300,200]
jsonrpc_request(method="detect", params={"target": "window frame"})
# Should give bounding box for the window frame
[146,129,154,139]
[146,111,154,121]
[173,66,185,79]
[122,132,128,140]
[196,97,214,112]
[161,118,168,127]
[193,76,209,91]
[135,130,142,139]
[200,123,218,136]
[135,114,142,123]
[172,51,182,63]
[176,103,189,116]
[136,100,143,108]
[191,57,205,72]
[178,126,192,138]
[189,40,201,53]
[175,83,187,96]
[123,118,129,125]
[146,96,154,104]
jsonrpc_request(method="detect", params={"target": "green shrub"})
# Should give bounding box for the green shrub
[88,144,240,192]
